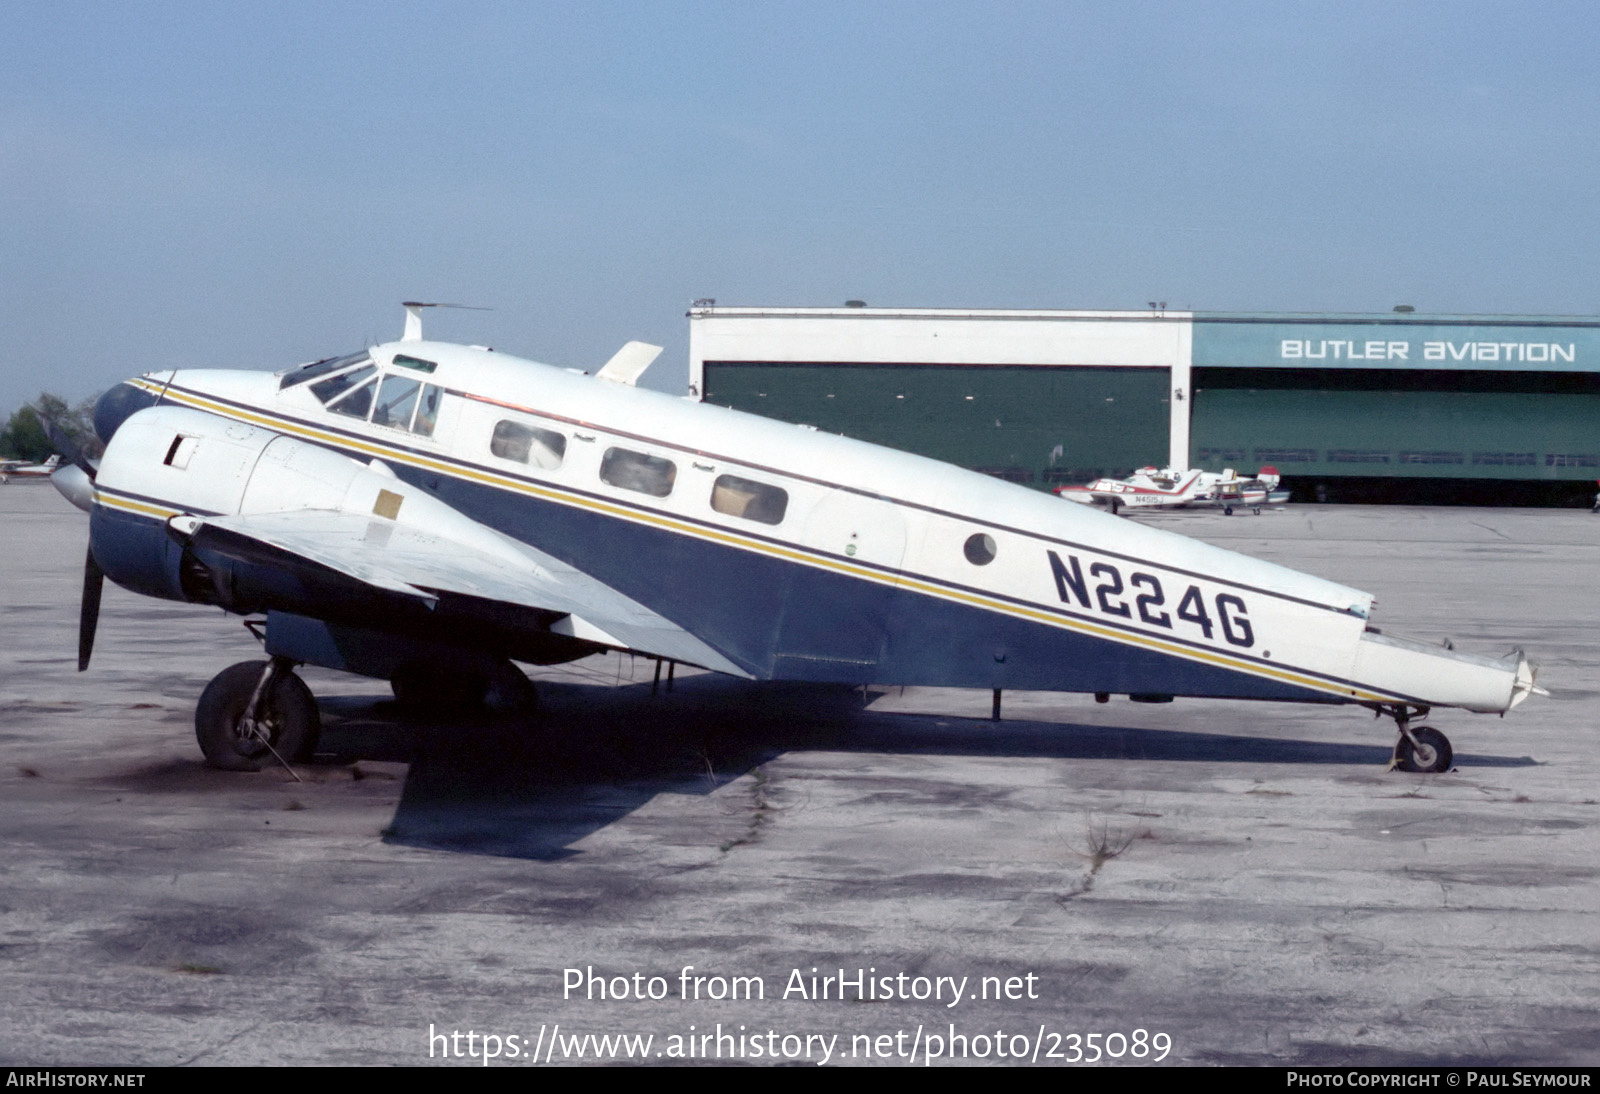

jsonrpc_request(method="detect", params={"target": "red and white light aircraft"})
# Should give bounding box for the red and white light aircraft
[1056,465,1287,516]
[0,454,60,483]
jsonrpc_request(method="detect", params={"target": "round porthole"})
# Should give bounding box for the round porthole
[963,532,997,566]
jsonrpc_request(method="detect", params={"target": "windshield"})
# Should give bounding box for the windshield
[278,351,372,390]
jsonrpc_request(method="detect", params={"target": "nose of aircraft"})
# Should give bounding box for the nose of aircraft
[93,380,163,444]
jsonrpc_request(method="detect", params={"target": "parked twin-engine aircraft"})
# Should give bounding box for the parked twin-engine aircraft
[56,305,1540,775]
[1054,466,1213,513]
[1055,465,1288,516]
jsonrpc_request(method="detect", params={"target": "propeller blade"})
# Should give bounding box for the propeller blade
[79,547,103,672]
[39,416,97,481]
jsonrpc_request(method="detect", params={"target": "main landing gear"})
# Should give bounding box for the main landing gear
[1372,703,1454,774]
[195,657,321,771]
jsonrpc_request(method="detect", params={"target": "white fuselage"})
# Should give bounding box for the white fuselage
[91,340,1530,713]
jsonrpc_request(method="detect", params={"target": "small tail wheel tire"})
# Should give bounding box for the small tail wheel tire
[1396,725,1453,773]
[195,660,320,771]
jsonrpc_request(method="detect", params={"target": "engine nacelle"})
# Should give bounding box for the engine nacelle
[90,404,535,616]
[90,406,408,608]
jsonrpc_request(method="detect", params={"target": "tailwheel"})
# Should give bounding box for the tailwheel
[195,658,321,771]
[1395,725,1453,774]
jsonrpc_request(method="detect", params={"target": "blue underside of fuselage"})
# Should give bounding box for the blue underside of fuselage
[414,467,1332,702]
[99,383,1338,702]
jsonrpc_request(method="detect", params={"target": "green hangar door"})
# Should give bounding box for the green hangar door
[702,363,1172,488]
[1190,368,1600,481]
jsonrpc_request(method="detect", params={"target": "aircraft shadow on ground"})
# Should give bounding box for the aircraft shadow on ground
[310,674,1536,862]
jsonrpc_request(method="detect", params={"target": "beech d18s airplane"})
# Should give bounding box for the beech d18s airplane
[50,305,1541,776]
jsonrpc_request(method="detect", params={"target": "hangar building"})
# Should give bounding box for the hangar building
[687,304,1600,502]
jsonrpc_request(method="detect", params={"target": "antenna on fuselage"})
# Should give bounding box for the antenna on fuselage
[400,301,491,342]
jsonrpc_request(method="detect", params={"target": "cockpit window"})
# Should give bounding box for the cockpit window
[310,363,377,405]
[280,351,371,390]
[372,375,422,430]
[326,374,378,419]
[413,385,443,437]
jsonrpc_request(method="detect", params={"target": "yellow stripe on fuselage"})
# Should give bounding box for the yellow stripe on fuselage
[94,488,184,522]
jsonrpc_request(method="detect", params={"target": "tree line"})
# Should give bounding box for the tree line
[0,394,104,461]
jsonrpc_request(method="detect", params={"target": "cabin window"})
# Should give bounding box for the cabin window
[710,474,788,525]
[491,419,567,470]
[280,351,371,390]
[391,353,438,374]
[963,533,997,566]
[372,375,422,430]
[310,363,376,405]
[326,374,378,419]
[600,447,676,497]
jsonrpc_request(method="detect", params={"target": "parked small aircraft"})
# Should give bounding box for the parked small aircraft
[54,306,1539,776]
[1196,466,1290,516]
[1055,465,1288,516]
[1054,466,1213,514]
[1,453,61,483]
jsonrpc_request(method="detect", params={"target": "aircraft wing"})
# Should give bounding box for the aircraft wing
[177,508,754,679]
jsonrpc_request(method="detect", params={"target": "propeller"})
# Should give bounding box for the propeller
[39,414,98,480]
[38,414,103,671]
[79,549,103,672]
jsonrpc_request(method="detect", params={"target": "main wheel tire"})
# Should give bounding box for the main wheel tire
[1396,725,1453,773]
[195,661,321,771]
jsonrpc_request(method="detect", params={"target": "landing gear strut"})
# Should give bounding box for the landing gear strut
[1372,703,1453,773]
[195,657,321,771]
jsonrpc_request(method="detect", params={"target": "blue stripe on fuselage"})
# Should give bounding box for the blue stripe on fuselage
[416,466,1331,701]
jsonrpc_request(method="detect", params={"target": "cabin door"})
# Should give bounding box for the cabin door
[771,489,907,681]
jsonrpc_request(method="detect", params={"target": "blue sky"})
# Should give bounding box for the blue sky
[4,1,1599,412]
